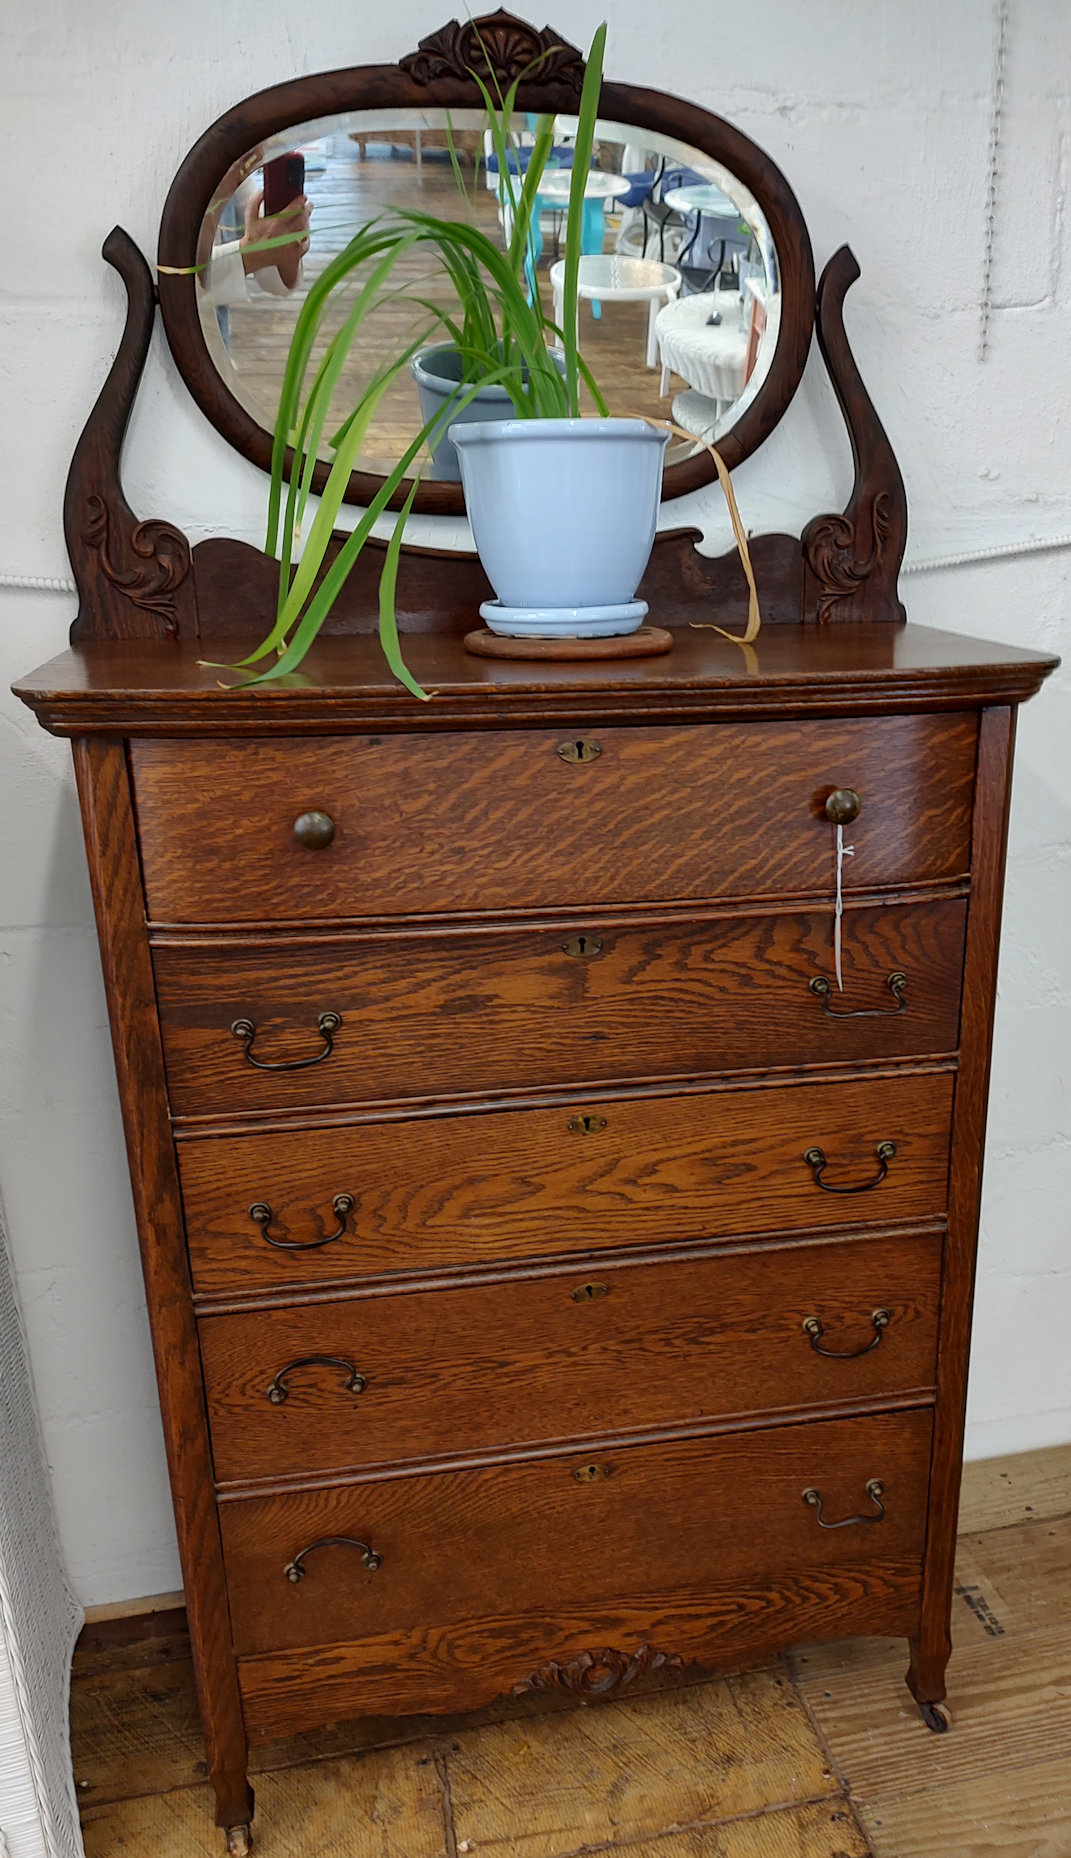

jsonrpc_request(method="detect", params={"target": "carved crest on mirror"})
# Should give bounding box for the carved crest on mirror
[401,10,586,90]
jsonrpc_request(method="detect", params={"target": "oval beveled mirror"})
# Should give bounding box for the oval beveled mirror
[157,13,815,515]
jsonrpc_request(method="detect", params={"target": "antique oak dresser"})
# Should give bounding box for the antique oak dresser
[14,14,1058,1851]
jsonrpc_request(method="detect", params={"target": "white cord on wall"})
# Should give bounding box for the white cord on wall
[978,0,1010,363]
[0,574,76,594]
[903,532,1071,574]
[4,529,1071,598]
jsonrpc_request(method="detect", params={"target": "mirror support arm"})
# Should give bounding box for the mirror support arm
[801,246,908,624]
[64,227,197,645]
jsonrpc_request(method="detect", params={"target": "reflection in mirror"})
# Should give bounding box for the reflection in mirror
[196,109,780,485]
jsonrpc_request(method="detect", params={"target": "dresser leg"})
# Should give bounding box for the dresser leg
[213,1769,254,1845]
[906,1633,951,1732]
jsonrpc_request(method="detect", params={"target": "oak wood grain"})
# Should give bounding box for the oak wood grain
[179,1069,954,1297]
[199,1229,942,1482]
[129,714,977,924]
[219,1410,931,1664]
[236,1563,924,1740]
[70,739,251,1832]
[13,628,1059,738]
[908,706,1018,1713]
[153,898,967,1117]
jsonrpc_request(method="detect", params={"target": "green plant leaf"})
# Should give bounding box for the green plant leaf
[562,21,607,415]
[241,22,612,694]
[377,476,427,699]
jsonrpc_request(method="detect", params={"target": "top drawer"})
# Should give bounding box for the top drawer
[129,715,977,924]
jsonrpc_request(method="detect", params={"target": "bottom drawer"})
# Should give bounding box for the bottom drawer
[223,1408,932,1734]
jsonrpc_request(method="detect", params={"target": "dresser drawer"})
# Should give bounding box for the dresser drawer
[181,1069,953,1296]
[155,898,965,1118]
[201,1230,941,1484]
[221,1411,931,1690]
[130,715,977,924]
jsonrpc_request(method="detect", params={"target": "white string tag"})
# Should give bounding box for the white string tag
[834,824,855,991]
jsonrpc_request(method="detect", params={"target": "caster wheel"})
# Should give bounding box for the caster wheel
[225,1826,252,1856]
[919,1701,950,1734]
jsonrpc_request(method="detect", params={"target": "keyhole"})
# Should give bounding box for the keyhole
[568,1113,607,1136]
[562,934,603,960]
[556,737,602,764]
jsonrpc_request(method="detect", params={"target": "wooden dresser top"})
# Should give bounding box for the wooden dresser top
[14,624,1058,736]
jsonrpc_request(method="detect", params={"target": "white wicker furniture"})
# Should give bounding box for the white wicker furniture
[655,289,749,403]
[0,1206,83,1858]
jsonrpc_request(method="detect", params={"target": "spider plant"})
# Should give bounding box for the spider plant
[232,23,609,696]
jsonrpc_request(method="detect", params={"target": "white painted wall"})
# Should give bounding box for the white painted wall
[1,0,1069,1606]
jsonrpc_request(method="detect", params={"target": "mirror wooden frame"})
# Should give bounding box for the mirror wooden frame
[63,9,909,645]
[156,9,816,516]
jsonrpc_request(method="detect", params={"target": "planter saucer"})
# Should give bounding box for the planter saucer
[464,625,674,662]
[480,598,647,639]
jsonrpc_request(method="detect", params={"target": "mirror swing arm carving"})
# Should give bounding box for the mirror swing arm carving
[63,9,907,647]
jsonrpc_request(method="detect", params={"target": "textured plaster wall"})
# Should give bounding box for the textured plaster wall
[1,0,1069,1605]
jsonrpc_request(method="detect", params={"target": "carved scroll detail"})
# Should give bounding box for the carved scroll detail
[402,9,585,92]
[511,1645,684,1699]
[804,491,896,623]
[65,226,195,642]
[84,497,189,635]
[802,246,907,623]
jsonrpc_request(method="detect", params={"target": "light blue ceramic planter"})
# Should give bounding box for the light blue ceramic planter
[449,418,669,636]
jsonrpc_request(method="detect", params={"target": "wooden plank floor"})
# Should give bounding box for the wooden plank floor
[74,1444,1071,1858]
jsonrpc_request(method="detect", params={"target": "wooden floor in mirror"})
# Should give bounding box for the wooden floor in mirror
[224,148,697,460]
[73,1441,1071,1858]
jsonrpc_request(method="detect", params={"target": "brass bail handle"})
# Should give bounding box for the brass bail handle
[802,1309,891,1359]
[803,1479,885,1529]
[804,1141,896,1194]
[231,1010,341,1072]
[809,971,907,1018]
[265,1355,368,1405]
[283,1535,382,1582]
[248,1192,354,1252]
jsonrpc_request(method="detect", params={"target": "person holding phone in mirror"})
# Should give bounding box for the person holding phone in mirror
[199,150,312,308]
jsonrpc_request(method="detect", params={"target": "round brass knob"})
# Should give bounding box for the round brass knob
[293,810,335,849]
[825,788,861,826]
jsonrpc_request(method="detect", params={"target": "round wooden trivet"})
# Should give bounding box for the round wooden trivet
[463,625,674,661]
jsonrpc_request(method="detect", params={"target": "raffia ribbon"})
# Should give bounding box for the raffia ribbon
[637,418,760,649]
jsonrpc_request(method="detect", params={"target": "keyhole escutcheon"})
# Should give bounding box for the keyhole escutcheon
[562,934,603,960]
[556,738,602,764]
